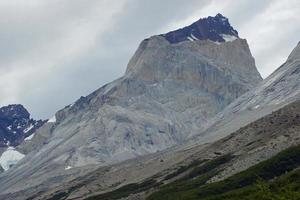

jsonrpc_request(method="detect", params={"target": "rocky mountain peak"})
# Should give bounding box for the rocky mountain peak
[0,104,45,147]
[126,15,261,88]
[161,13,239,44]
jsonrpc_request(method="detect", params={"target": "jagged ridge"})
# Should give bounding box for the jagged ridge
[0,104,45,147]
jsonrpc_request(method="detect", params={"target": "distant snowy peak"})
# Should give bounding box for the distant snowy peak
[0,104,45,147]
[161,13,239,44]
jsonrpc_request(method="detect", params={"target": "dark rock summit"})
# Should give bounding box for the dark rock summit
[0,104,45,147]
[161,13,239,44]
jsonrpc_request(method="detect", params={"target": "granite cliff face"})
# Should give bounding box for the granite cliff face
[0,14,263,199]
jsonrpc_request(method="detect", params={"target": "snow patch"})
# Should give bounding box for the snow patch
[253,105,260,109]
[187,36,194,41]
[0,147,25,171]
[23,124,34,133]
[220,34,237,42]
[24,133,35,141]
[187,34,198,42]
[48,115,56,123]
[65,166,72,170]
[190,34,198,40]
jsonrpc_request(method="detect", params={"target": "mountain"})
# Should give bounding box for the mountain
[3,13,260,167]
[0,104,45,147]
[27,41,299,200]
[0,14,267,199]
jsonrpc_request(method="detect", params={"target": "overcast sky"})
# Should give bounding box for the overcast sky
[0,0,299,119]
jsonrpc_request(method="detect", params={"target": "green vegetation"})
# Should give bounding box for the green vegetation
[147,145,300,200]
[82,145,300,200]
[206,170,300,200]
[147,154,234,200]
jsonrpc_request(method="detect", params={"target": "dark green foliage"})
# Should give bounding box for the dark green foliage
[197,145,300,198]
[206,169,300,200]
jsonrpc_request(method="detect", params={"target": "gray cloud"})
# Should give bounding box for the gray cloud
[0,0,299,119]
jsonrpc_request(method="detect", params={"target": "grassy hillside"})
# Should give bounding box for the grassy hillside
[147,145,300,200]
[82,145,300,200]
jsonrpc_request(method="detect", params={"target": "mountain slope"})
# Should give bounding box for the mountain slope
[21,95,300,200]
[147,144,300,200]
[17,41,300,200]
[78,95,300,200]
